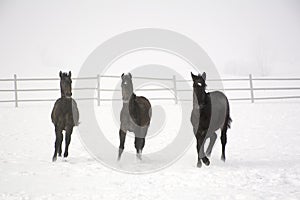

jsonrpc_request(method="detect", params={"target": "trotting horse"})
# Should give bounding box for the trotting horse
[190,72,232,168]
[118,73,152,160]
[51,71,79,162]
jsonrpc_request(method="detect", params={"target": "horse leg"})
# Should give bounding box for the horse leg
[196,137,202,168]
[134,137,144,160]
[206,132,217,157]
[221,127,228,162]
[134,127,147,160]
[118,129,126,160]
[193,127,201,167]
[58,145,62,157]
[53,126,63,162]
[197,131,210,167]
[58,133,63,157]
[64,127,73,158]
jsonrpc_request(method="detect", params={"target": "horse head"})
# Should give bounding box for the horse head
[59,71,72,98]
[121,73,133,102]
[191,72,207,107]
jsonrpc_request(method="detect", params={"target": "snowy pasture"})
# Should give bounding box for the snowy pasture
[0,101,300,199]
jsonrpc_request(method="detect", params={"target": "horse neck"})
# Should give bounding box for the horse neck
[60,86,68,98]
[193,87,207,108]
[60,91,69,99]
[60,87,64,97]
[123,93,136,107]
[60,91,72,99]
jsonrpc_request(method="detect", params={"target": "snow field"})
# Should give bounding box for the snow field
[0,102,300,199]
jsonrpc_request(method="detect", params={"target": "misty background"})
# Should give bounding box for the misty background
[0,0,300,78]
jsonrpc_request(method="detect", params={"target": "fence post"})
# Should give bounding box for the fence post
[173,75,178,104]
[97,74,100,106]
[13,74,18,107]
[249,74,254,103]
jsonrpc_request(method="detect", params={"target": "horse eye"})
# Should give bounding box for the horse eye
[197,82,202,86]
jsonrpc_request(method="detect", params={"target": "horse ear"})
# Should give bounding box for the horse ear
[202,72,206,81]
[59,71,62,78]
[121,73,124,78]
[68,71,71,77]
[191,72,197,81]
[128,73,132,79]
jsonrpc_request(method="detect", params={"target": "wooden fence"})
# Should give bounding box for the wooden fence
[1,74,300,107]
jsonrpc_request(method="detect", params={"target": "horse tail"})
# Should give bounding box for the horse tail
[224,99,232,130]
[51,99,59,125]
[72,99,80,126]
[219,98,231,161]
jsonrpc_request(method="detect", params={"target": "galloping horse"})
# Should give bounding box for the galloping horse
[190,72,232,168]
[118,73,152,160]
[51,71,79,162]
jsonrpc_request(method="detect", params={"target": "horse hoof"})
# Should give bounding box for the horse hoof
[221,155,226,162]
[118,149,123,161]
[197,161,202,168]
[52,156,57,162]
[117,154,122,161]
[204,159,210,166]
[63,152,68,158]
[136,153,142,160]
[202,157,210,166]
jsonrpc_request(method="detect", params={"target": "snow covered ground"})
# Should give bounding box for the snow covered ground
[0,101,300,199]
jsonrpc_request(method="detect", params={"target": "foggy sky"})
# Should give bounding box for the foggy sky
[0,0,300,77]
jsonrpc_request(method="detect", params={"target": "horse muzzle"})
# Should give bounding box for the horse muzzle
[66,92,72,97]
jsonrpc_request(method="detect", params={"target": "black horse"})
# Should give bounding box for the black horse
[118,73,152,160]
[190,72,232,168]
[51,71,79,162]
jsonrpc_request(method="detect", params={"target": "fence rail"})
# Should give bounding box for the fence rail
[1,74,300,107]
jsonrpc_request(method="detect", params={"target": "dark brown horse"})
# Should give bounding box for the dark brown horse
[118,73,152,160]
[51,71,79,162]
[190,72,232,168]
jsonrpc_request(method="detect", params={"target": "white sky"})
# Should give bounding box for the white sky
[0,0,300,78]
